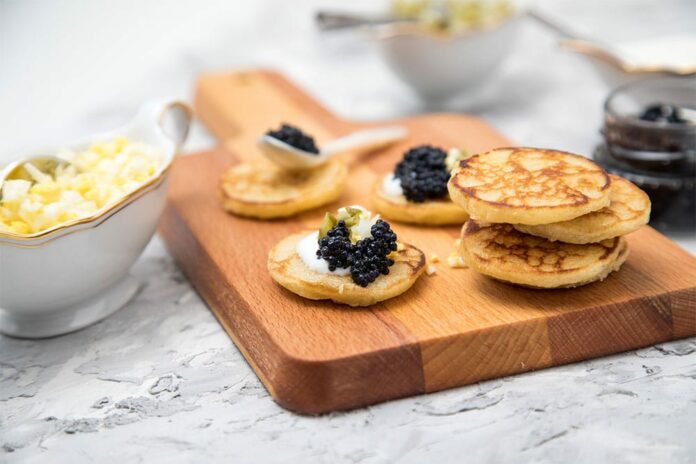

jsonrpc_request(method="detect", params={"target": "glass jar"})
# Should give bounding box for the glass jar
[594,77,696,233]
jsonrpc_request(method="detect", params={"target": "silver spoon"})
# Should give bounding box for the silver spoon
[528,9,696,76]
[258,126,407,170]
[316,11,411,31]
[0,156,72,201]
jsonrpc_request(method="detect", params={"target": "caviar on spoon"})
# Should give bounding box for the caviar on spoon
[259,123,407,170]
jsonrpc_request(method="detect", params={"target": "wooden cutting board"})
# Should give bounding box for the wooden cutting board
[159,69,696,414]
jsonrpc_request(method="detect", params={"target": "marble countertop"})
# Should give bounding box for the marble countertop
[1,1,695,463]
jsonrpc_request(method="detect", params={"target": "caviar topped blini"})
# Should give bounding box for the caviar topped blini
[268,206,426,306]
[220,124,347,219]
[372,145,469,225]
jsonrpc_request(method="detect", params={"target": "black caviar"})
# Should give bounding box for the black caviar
[350,220,397,287]
[394,145,450,202]
[316,219,398,287]
[317,220,353,271]
[266,123,319,153]
[639,104,689,124]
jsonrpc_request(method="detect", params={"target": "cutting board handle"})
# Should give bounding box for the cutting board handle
[194,70,354,162]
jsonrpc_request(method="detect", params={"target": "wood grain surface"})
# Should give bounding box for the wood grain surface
[159,69,696,414]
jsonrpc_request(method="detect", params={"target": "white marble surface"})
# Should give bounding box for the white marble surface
[1,1,695,463]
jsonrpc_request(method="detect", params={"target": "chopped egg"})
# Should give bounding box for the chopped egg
[391,0,514,33]
[447,239,468,268]
[335,205,381,242]
[447,254,467,268]
[0,136,164,235]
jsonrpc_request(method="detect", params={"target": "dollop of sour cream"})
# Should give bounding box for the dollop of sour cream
[296,231,351,276]
[381,173,404,197]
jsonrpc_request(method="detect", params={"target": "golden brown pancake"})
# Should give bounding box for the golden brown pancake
[220,160,347,219]
[268,232,426,306]
[371,177,469,225]
[448,148,611,225]
[514,175,650,244]
[459,220,628,288]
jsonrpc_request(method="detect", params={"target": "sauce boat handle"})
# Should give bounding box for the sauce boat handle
[131,100,192,153]
[156,101,192,152]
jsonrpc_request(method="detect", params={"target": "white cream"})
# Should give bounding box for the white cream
[381,173,404,197]
[296,231,351,276]
[446,147,465,170]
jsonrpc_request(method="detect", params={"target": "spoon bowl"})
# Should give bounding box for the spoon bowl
[258,135,328,170]
[0,156,73,200]
[258,126,407,170]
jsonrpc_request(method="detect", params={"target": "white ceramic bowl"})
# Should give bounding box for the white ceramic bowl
[371,17,519,101]
[0,100,191,338]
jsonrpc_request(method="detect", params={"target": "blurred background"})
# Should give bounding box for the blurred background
[1,0,694,235]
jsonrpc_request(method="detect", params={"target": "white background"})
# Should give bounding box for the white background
[1,0,613,156]
[1,0,693,251]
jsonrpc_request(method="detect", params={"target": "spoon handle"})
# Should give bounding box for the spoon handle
[526,9,581,40]
[316,11,404,31]
[527,10,627,72]
[321,126,407,161]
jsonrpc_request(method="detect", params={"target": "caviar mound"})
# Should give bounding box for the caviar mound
[459,220,628,289]
[316,219,398,286]
[317,220,353,271]
[268,232,426,307]
[514,176,651,244]
[394,145,450,202]
[448,147,611,225]
[220,160,347,219]
[640,104,689,124]
[349,219,398,287]
[267,123,319,154]
[371,178,469,225]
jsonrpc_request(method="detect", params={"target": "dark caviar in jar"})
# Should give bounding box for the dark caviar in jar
[594,77,696,233]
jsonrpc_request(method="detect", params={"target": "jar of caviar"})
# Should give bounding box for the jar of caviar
[594,77,696,233]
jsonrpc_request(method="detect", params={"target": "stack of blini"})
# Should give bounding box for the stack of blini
[447,148,651,288]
